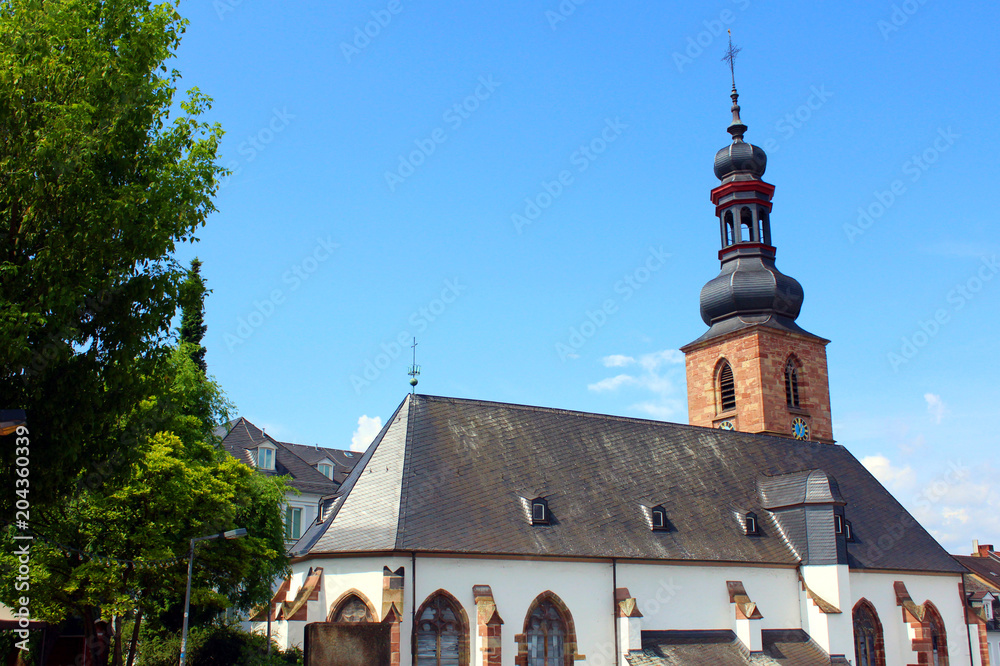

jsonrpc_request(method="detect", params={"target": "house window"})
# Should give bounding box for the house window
[415,593,467,666]
[852,601,885,666]
[845,520,854,542]
[531,498,549,525]
[834,514,844,535]
[718,361,736,413]
[258,447,274,470]
[651,505,668,531]
[745,512,759,536]
[784,359,800,408]
[318,463,333,479]
[285,507,302,541]
[527,600,567,666]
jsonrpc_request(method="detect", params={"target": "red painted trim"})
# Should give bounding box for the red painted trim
[711,180,776,204]
[718,243,776,260]
[716,200,774,216]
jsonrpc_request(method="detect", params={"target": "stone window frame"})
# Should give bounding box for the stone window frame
[852,598,886,666]
[715,358,737,415]
[515,590,578,666]
[327,588,379,623]
[413,588,471,666]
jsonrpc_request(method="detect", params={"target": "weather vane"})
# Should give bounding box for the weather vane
[407,337,420,393]
[721,29,741,90]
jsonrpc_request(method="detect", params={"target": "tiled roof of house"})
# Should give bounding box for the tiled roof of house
[292,394,963,574]
[955,554,1000,593]
[220,417,357,496]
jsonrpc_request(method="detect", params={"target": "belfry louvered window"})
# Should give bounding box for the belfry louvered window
[416,595,463,666]
[718,362,736,412]
[785,359,800,408]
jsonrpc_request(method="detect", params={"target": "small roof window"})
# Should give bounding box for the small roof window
[744,511,760,536]
[651,505,670,532]
[531,497,550,525]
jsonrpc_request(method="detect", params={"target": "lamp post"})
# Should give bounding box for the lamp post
[179,528,247,666]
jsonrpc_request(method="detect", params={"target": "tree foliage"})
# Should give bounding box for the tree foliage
[0,0,227,514]
[0,347,290,666]
[179,257,208,372]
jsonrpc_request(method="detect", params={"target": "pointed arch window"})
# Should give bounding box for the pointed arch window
[926,604,948,666]
[852,600,885,666]
[329,592,375,623]
[528,600,566,666]
[718,361,736,413]
[415,592,469,666]
[724,211,736,246]
[784,358,800,408]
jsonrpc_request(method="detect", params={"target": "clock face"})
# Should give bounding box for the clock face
[717,420,735,431]
[792,417,810,440]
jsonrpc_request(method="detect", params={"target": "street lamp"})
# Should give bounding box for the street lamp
[179,528,247,666]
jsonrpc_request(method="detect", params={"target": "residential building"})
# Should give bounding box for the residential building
[957,542,1000,665]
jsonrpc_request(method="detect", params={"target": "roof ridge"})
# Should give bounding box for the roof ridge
[395,395,416,550]
[411,394,839,446]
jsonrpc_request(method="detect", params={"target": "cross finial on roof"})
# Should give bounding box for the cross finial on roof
[407,337,420,393]
[722,29,742,91]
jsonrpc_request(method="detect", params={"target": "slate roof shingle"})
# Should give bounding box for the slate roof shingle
[295,394,963,573]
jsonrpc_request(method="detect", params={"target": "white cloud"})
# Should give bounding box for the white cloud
[351,415,383,452]
[924,393,946,424]
[861,454,917,493]
[588,374,637,392]
[588,349,686,420]
[602,354,635,368]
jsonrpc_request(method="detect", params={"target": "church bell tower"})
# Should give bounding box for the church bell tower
[680,63,834,443]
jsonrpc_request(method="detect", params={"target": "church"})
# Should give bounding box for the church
[254,81,983,666]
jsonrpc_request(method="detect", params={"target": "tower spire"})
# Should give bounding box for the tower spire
[721,30,746,141]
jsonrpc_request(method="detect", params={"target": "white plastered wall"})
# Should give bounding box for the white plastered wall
[850,570,971,666]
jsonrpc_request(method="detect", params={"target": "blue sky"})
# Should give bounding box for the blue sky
[170,0,999,554]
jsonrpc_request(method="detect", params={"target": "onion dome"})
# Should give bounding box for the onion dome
[699,247,804,326]
[713,88,767,181]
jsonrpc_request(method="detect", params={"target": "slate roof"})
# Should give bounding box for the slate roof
[293,394,963,574]
[220,417,358,496]
[627,630,837,665]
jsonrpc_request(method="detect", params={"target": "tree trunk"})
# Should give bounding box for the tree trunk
[110,614,124,666]
[126,607,143,666]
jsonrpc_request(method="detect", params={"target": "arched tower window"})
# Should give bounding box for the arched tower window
[328,590,377,623]
[717,361,736,413]
[740,207,753,242]
[415,591,469,666]
[852,600,885,666]
[757,207,770,244]
[784,357,800,408]
[724,210,735,246]
[517,592,577,666]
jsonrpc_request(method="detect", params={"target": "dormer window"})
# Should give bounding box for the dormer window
[745,511,760,536]
[651,505,669,531]
[257,445,275,471]
[834,514,844,535]
[844,520,854,542]
[318,463,333,479]
[531,498,549,525]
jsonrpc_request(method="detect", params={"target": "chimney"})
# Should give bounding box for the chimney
[978,543,995,558]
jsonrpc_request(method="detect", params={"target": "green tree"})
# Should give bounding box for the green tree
[0,0,227,514]
[179,258,209,373]
[0,347,290,666]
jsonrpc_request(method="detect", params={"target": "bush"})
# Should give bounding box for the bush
[137,622,301,666]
